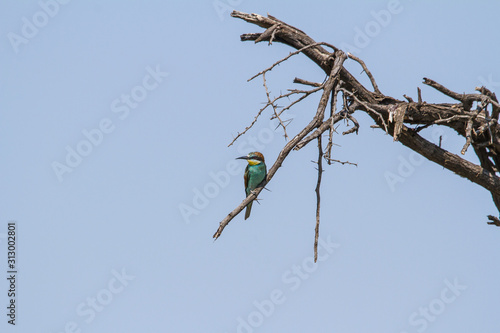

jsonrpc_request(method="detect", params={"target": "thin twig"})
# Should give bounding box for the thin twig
[263,72,289,139]
[487,215,500,226]
[228,105,268,147]
[434,114,471,124]
[325,86,339,162]
[423,77,468,102]
[325,158,358,166]
[347,52,382,94]
[273,85,324,118]
[314,136,323,263]
[342,114,360,136]
[248,42,338,82]
[228,84,323,147]
[403,94,414,103]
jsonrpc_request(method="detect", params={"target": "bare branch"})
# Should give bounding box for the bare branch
[403,95,414,103]
[227,104,268,147]
[273,85,324,118]
[423,77,469,103]
[228,82,323,147]
[325,158,358,166]
[487,215,500,226]
[294,77,322,87]
[347,53,381,94]
[434,114,471,124]
[314,136,323,263]
[248,42,338,82]
[325,87,340,162]
[342,114,360,136]
[423,78,500,112]
[262,72,289,139]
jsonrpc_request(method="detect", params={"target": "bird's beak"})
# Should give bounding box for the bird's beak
[236,156,248,160]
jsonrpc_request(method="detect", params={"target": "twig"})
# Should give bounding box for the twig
[434,114,471,124]
[342,114,359,136]
[314,136,323,263]
[263,72,289,139]
[423,78,468,103]
[248,42,338,82]
[324,86,339,162]
[325,158,357,166]
[293,77,322,87]
[403,95,414,103]
[347,53,382,94]
[423,78,500,111]
[424,80,500,113]
[487,215,500,226]
[228,104,268,147]
[273,85,324,118]
[228,84,323,147]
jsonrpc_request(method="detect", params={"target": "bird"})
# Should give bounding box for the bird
[236,152,267,219]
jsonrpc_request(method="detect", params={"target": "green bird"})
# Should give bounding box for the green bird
[236,152,267,219]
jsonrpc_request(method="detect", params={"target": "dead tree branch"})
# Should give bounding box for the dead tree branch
[347,52,382,95]
[215,11,500,245]
[314,135,323,263]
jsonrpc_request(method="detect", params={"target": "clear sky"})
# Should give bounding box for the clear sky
[1,1,499,332]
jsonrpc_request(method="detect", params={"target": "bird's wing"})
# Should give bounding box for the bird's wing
[244,164,250,196]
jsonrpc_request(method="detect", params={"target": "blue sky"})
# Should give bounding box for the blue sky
[1,1,499,332]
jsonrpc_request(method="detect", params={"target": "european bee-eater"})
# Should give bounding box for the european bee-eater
[236,152,267,220]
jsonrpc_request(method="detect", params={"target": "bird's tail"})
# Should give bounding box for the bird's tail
[244,201,253,220]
